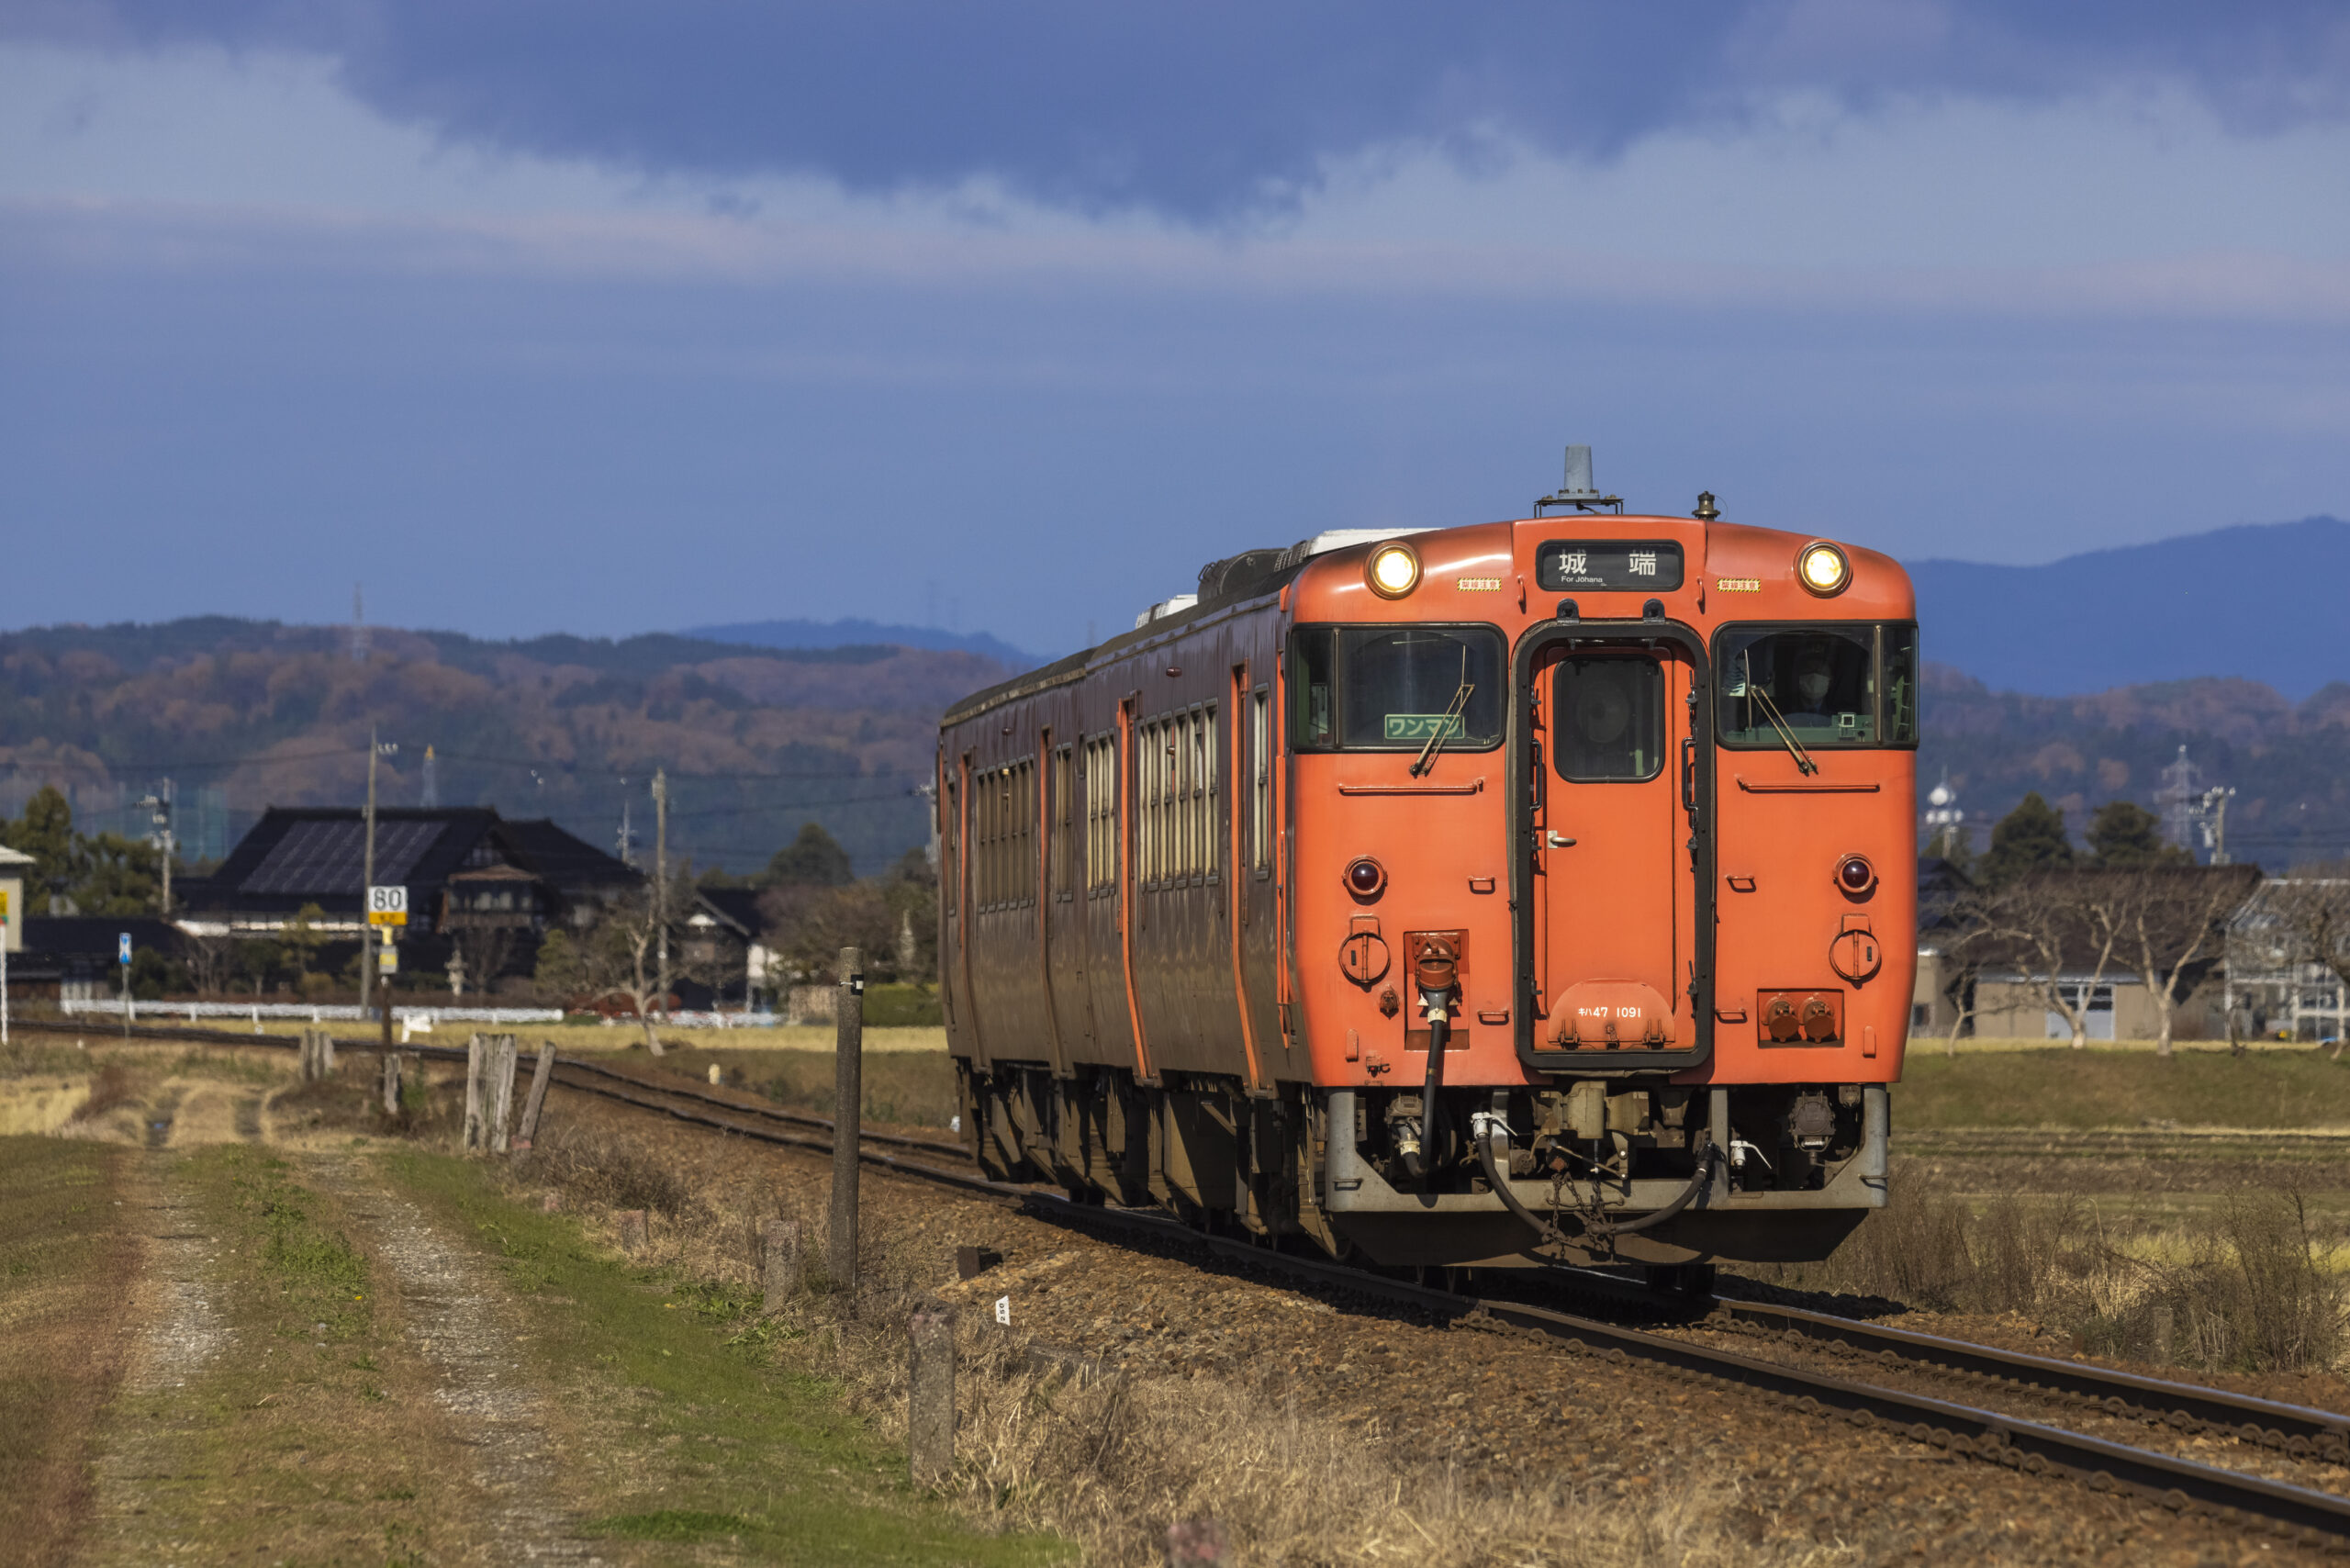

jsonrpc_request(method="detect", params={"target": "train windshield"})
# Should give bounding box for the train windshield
[1714,622,1919,749]
[1288,624,1507,752]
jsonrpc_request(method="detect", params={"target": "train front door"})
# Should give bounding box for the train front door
[1532,640,1704,1060]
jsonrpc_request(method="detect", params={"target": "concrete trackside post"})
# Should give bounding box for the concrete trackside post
[463,1033,487,1151]
[488,1034,518,1155]
[381,1050,402,1115]
[762,1218,802,1311]
[618,1208,648,1255]
[514,1042,556,1149]
[828,946,864,1293]
[906,1299,956,1486]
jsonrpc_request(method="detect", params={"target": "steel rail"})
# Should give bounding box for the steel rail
[1699,1294,2350,1464]
[547,1056,967,1158]
[1535,1262,2350,1465]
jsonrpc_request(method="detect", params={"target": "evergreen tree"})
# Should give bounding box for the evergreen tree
[1980,791,2075,885]
[761,822,855,888]
[1,786,75,912]
[2087,800,2190,868]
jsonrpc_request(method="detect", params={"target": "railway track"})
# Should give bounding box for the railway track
[27,1015,2350,1549]
[543,1057,2350,1551]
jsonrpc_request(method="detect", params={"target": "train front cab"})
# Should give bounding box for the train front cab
[1290,514,1918,1270]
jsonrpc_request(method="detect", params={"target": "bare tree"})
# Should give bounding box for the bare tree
[2109,866,2262,1058]
[452,924,519,996]
[1982,873,2123,1049]
[2252,868,2350,1061]
[539,878,709,1053]
[1930,891,2002,1057]
[176,926,237,997]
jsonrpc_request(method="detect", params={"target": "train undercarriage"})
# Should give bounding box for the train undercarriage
[957,1060,1889,1271]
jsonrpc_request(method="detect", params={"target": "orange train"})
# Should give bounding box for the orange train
[936,451,1916,1277]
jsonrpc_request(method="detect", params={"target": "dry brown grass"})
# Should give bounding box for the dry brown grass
[0,1137,138,1568]
[508,1122,1850,1567]
[1766,1160,2349,1374]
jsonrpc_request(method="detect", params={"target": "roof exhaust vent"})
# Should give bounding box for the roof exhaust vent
[1534,445,1622,516]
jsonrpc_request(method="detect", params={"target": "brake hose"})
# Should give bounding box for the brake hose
[1477,1119,1718,1248]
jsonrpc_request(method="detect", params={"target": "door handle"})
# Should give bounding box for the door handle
[1546,832,1576,849]
[1682,738,1696,812]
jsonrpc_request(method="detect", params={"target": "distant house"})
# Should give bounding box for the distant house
[2223,878,2350,1041]
[1910,856,1975,1036]
[178,807,640,938]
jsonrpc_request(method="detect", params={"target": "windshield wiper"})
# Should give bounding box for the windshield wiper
[1411,651,1476,778]
[1744,678,1818,777]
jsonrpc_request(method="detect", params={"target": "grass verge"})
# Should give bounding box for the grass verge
[0,1137,136,1568]
[383,1145,1062,1566]
[1894,1046,2350,1129]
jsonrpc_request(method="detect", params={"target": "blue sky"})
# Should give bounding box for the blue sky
[3,3,2346,654]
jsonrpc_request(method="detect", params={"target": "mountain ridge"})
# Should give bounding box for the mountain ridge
[1908,515,2350,700]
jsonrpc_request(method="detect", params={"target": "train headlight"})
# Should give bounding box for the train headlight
[1797,542,1851,596]
[1366,543,1421,599]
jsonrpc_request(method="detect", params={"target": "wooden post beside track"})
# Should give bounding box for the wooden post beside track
[828,946,864,1294]
[463,1033,487,1151]
[488,1034,518,1155]
[514,1042,556,1149]
[906,1298,955,1486]
[762,1218,802,1311]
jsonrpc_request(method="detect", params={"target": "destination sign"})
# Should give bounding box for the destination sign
[1534,540,1685,593]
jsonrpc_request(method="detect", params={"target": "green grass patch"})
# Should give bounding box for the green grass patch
[207,1146,373,1338]
[588,1508,756,1541]
[1896,1046,2350,1130]
[863,984,945,1027]
[383,1148,1061,1566]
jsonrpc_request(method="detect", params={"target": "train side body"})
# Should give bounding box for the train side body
[939,510,1917,1269]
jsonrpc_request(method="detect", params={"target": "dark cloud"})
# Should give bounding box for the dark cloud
[12,1,2350,216]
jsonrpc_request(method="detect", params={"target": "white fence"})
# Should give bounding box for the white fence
[58,998,794,1031]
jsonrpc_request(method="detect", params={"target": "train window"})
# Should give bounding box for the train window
[1199,703,1218,878]
[1553,655,1664,781]
[1250,689,1270,873]
[1288,632,1336,748]
[1286,625,1506,752]
[1882,623,1919,745]
[1052,746,1075,898]
[1083,736,1117,893]
[1714,623,1917,750]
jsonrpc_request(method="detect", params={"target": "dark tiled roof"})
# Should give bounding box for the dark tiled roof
[202,808,498,913]
[695,886,765,935]
[497,819,640,890]
[193,808,639,918]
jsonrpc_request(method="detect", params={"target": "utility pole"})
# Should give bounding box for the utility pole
[362,727,379,1010]
[653,768,669,1021]
[2199,785,2237,866]
[141,780,174,914]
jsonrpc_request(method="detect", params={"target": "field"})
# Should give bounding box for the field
[3,1029,2344,1562]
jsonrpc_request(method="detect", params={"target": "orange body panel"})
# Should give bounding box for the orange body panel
[940,511,1917,1096]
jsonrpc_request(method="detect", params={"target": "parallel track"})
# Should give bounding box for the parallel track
[28,1014,2350,1547]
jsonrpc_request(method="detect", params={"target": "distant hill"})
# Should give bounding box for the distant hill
[1909,516,2350,700]
[683,617,1046,672]
[0,618,1011,877]
[1919,664,2350,868]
